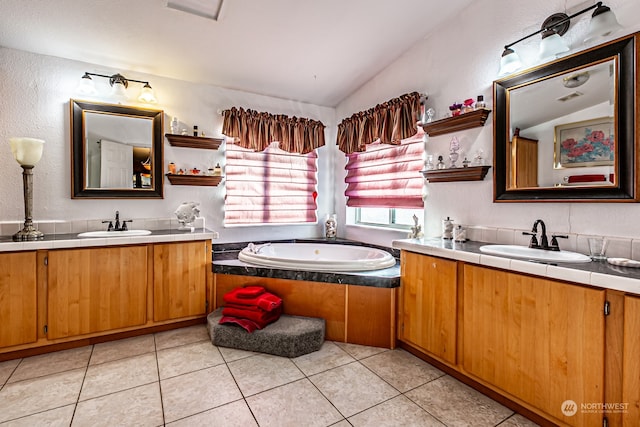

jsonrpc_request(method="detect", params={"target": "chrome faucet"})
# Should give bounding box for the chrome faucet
[523,219,567,251]
[102,211,132,231]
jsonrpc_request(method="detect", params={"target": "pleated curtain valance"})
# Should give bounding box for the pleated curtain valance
[337,91,422,154]
[224,142,318,225]
[344,130,425,209]
[222,107,325,154]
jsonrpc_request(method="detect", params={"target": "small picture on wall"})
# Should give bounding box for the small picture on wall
[554,117,614,168]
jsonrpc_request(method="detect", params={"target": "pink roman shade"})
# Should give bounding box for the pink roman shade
[225,142,318,225]
[344,131,425,208]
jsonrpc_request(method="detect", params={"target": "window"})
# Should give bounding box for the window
[356,207,423,229]
[224,142,318,225]
[344,132,425,209]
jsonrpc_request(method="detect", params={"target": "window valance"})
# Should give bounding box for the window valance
[222,107,325,154]
[337,92,422,154]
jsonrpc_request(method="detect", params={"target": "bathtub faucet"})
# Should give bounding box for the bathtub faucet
[247,242,271,254]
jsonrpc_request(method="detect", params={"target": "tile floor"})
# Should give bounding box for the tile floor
[0,325,540,426]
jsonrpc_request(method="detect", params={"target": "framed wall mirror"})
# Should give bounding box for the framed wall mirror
[493,32,638,202]
[70,99,164,198]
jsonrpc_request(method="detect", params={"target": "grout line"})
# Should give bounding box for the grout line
[70,344,94,425]
[153,332,166,427]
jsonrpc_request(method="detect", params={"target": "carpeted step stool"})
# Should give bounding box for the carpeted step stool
[207,308,325,358]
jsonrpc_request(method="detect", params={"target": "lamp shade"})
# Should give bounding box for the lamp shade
[9,137,45,166]
[499,48,523,76]
[539,31,570,60]
[138,83,157,103]
[77,73,97,95]
[584,5,622,42]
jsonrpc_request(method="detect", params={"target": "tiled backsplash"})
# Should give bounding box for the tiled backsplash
[464,225,640,261]
[0,217,206,237]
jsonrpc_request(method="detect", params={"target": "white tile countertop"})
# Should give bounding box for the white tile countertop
[0,229,218,252]
[393,237,640,295]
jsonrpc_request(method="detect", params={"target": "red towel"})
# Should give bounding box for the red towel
[234,286,265,298]
[567,174,606,183]
[223,288,282,312]
[219,316,260,333]
[222,305,282,325]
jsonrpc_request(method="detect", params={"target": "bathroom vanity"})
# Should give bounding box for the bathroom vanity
[394,238,640,427]
[0,230,215,360]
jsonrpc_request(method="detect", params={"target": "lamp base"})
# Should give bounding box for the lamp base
[13,225,44,241]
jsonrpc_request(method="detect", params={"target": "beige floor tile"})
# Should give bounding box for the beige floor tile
[90,334,155,365]
[309,362,399,418]
[293,341,355,376]
[348,395,445,426]
[406,375,514,426]
[1,404,75,426]
[0,359,20,385]
[228,353,304,396]
[333,342,388,360]
[8,346,91,383]
[155,325,209,350]
[217,345,257,362]
[498,413,541,426]
[360,348,444,392]
[329,421,351,427]
[161,364,242,423]
[157,341,224,379]
[73,383,163,427]
[80,353,158,401]
[0,368,84,423]
[246,378,343,427]
[167,399,258,427]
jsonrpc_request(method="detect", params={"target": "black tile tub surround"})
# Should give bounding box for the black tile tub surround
[212,238,400,288]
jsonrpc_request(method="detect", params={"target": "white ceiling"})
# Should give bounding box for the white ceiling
[0,0,472,107]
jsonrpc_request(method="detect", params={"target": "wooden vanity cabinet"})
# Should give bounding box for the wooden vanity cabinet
[462,265,605,426]
[153,241,207,321]
[0,252,37,347]
[623,295,640,425]
[47,245,148,339]
[399,251,457,364]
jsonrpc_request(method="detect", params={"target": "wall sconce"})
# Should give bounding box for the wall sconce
[9,137,45,241]
[78,72,157,104]
[498,1,622,76]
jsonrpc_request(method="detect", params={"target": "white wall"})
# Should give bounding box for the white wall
[0,47,336,243]
[336,0,640,246]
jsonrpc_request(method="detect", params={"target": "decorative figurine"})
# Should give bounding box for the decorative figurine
[449,136,460,168]
[175,201,200,232]
[408,214,424,239]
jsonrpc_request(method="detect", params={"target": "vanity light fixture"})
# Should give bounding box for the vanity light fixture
[498,1,622,76]
[77,72,157,104]
[9,137,45,241]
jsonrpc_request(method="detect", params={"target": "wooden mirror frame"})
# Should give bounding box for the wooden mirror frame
[493,32,639,202]
[70,99,164,199]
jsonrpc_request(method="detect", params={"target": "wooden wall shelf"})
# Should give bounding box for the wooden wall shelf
[421,165,491,182]
[166,174,222,186]
[165,134,223,149]
[421,109,491,137]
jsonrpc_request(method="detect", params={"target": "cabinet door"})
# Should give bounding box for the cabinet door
[623,295,640,426]
[47,246,148,339]
[0,252,37,348]
[463,265,605,426]
[400,251,457,364]
[153,241,206,321]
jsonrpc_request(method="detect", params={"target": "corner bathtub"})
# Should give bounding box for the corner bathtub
[238,242,396,272]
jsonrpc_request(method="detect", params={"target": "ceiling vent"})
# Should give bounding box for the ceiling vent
[556,91,584,102]
[167,0,224,21]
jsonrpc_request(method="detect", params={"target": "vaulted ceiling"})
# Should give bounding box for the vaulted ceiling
[0,0,472,106]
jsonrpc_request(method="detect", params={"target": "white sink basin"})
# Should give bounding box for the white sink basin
[479,245,591,263]
[77,230,152,238]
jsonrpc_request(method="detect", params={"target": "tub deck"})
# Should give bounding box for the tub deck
[212,239,400,348]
